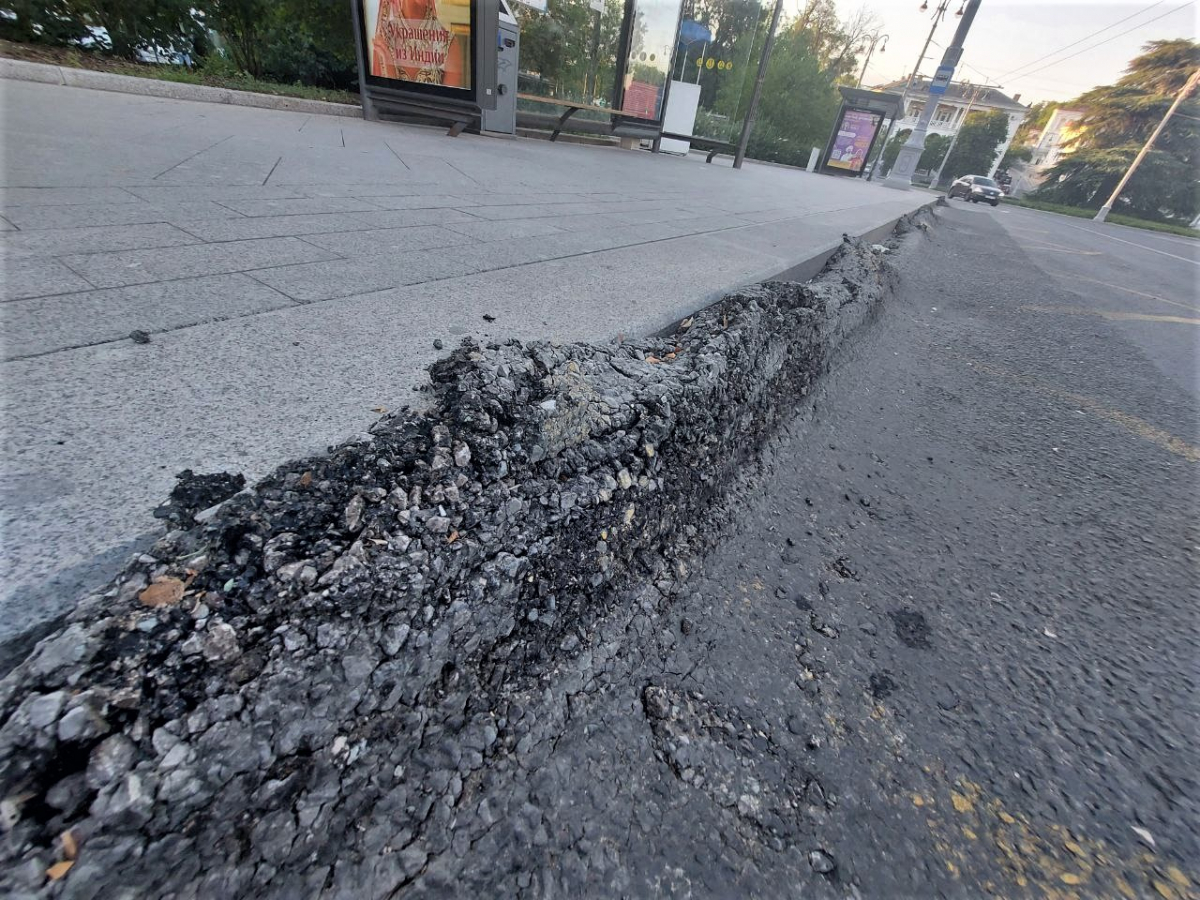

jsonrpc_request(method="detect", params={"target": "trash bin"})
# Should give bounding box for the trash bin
[481,0,519,136]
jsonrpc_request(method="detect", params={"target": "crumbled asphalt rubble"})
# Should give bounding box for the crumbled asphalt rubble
[0,222,918,898]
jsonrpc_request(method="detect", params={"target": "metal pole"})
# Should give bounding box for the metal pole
[733,0,784,169]
[931,82,981,187]
[349,0,376,121]
[1094,66,1200,222]
[906,1,948,93]
[885,0,982,190]
[869,2,947,181]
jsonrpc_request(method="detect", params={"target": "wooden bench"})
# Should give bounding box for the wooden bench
[517,93,622,141]
[657,132,737,163]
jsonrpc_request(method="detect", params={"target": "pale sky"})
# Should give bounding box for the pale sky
[815,0,1198,104]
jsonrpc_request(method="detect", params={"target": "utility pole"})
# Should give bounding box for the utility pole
[1094,66,1200,222]
[734,0,784,170]
[931,81,983,188]
[885,0,982,190]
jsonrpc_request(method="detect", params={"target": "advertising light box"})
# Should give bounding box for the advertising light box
[357,0,498,109]
[827,108,882,174]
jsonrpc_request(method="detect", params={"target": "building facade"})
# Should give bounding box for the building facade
[874,78,1029,178]
[1030,108,1084,168]
[1008,107,1084,197]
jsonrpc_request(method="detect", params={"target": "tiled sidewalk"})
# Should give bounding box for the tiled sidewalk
[0,78,927,648]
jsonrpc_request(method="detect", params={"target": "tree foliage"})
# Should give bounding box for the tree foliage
[880,127,910,172]
[0,0,91,46]
[876,128,951,176]
[702,0,873,166]
[1035,39,1199,221]
[920,132,951,172]
[938,110,1009,184]
[515,0,623,104]
[0,0,203,59]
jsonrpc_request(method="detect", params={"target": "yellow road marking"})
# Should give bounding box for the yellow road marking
[1046,272,1200,314]
[1021,304,1200,326]
[968,360,1200,463]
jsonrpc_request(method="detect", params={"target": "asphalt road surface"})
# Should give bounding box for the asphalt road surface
[986,203,1198,399]
[416,204,1197,898]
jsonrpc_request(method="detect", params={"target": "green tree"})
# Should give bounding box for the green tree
[205,0,270,77]
[0,0,201,58]
[880,127,910,173]
[516,0,623,105]
[997,143,1032,170]
[919,132,951,171]
[86,0,204,59]
[0,0,89,46]
[938,110,1009,183]
[1035,39,1199,221]
[742,23,842,166]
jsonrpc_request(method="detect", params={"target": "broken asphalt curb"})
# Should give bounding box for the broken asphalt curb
[0,209,935,897]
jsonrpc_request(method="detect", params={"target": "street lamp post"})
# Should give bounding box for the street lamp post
[856,32,889,89]
[885,0,982,190]
[907,0,951,93]
[867,1,950,182]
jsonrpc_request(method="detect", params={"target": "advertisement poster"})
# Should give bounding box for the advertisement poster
[363,0,472,89]
[827,109,881,173]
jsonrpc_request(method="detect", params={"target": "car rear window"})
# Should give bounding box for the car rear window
[975,177,998,188]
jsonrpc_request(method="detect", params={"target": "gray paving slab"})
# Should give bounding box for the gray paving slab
[216,196,385,217]
[249,248,484,301]
[362,194,474,211]
[298,224,466,256]
[179,206,477,241]
[3,256,94,299]
[124,184,310,203]
[0,222,200,258]
[0,186,140,206]
[0,76,929,654]
[1,273,297,359]
[442,218,567,242]
[0,200,245,230]
[59,236,340,288]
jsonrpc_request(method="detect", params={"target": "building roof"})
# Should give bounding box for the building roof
[873,78,1030,112]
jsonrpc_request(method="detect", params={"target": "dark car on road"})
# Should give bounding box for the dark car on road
[948,174,1003,205]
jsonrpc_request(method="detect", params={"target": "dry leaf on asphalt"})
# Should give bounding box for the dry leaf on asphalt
[60,829,77,860]
[138,577,185,608]
[372,406,388,414]
[46,860,73,881]
[299,471,313,487]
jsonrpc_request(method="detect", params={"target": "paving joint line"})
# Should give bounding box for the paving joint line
[1,203,921,307]
[151,134,234,180]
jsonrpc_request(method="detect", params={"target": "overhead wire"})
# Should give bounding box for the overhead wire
[993,0,1168,81]
[1001,1,1194,84]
